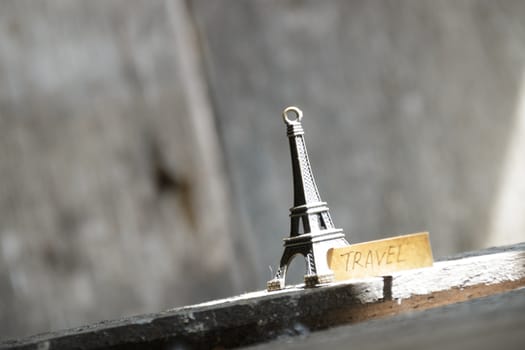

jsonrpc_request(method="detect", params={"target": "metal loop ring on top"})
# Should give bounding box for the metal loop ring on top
[282,106,303,125]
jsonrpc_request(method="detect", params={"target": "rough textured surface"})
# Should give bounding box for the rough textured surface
[1,243,523,349]
[249,287,525,350]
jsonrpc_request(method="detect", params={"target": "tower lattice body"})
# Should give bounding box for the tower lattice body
[267,107,349,291]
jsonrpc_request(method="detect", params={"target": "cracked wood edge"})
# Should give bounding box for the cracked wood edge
[2,242,525,349]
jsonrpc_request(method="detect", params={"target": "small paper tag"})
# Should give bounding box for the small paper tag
[327,232,433,281]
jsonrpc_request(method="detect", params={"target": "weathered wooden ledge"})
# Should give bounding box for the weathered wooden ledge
[2,242,524,350]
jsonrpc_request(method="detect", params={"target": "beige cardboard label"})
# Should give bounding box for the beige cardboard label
[327,232,433,281]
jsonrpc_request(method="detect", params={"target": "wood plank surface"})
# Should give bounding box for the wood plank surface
[2,242,523,349]
[249,287,525,350]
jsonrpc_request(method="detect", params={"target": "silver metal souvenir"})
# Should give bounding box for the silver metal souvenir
[267,106,349,291]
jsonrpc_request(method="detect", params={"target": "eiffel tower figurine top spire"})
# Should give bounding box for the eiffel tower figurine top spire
[267,106,349,291]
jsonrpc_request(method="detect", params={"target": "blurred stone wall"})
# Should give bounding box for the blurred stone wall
[0,0,256,339]
[1,0,525,340]
[191,0,525,278]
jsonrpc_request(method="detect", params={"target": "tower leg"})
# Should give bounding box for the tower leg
[267,247,298,291]
[267,236,346,291]
[303,249,334,287]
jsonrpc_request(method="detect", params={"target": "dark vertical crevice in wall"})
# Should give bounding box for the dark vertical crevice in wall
[182,0,261,289]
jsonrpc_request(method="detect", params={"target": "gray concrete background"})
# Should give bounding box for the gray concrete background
[1,0,525,339]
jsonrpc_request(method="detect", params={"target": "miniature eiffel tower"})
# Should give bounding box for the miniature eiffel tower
[267,106,349,291]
